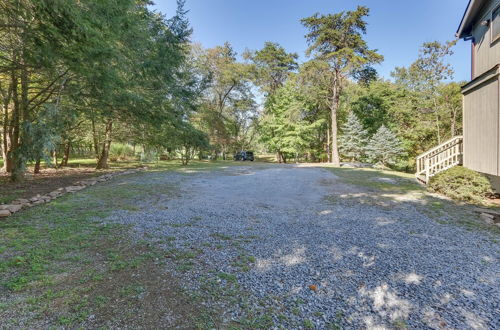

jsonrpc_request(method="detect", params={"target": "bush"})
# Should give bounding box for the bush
[109,143,135,161]
[428,166,492,204]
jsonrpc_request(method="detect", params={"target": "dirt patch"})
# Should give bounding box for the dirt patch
[0,225,213,329]
[0,168,115,204]
[58,242,206,329]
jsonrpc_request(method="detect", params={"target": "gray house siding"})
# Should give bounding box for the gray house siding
[462,69,499,175]
[471,0,500,78]
[460,0,500,177]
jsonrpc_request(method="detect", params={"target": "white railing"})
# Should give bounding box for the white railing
[415,136,463,184]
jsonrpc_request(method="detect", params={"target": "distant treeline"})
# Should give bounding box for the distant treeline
[0,2,462,181]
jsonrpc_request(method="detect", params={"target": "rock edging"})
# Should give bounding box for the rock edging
[0,167,148,218]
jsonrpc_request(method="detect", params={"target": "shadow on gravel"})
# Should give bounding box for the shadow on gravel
[235,165,500,328]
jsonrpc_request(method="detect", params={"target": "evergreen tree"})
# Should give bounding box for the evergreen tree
[339,112,368,161]
[259,80,323,163]
[366,125,404,166]
[244,42,298,95]
[301,6,383,166]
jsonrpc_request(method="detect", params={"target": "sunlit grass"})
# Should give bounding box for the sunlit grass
[324,166,422,193]
[67,158,242,171]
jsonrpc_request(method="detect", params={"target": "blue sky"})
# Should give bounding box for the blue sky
[153,0,471,82]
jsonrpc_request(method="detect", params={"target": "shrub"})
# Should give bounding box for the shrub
[428,166,492,204]
[109,143,135,161]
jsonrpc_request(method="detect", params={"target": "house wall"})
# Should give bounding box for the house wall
[463,73,500,176]
[471,0,500,78]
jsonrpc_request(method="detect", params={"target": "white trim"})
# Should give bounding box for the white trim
[491,4,500,44]
[415,136,463,161]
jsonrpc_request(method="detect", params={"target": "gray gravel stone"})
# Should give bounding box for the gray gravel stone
[104,165,499,329]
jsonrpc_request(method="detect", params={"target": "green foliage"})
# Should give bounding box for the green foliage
[0,3,465,175]
[192,42,256,158]
[1,0,195,178]
[177,123,210,165]
[391,40,459,155]
[300,6,383,165]
[347,81,396,135]
[392,40,456,93]
[428,167,492,204]
[301,6,383,67]
[18,105,61,167]
[339,112,368,161]
[366,125,404,166]
[109,144,135,161]
[244,41,298,94]
[259,80,324,162]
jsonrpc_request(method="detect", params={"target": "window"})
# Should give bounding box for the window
[493,6,500,42]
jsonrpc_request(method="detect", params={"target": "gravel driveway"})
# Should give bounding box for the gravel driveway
[107,164,499,329]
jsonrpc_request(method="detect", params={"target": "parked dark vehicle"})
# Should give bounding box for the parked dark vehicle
[234,151,254,161]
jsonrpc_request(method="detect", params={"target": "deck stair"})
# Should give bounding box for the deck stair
[415,136,463,184]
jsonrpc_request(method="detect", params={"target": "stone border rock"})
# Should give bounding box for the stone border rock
[0,167,148,218]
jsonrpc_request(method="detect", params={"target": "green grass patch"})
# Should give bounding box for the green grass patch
[325,166,421,193]
[231,254,256,272]
[0,189,24,204]
[216,272,237,283]
[67,158,245,172]
[0,169,214,328]
[210,233,232,240]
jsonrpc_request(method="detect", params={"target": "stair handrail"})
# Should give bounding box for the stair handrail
[415,135,463,184]
[416,135,463,161]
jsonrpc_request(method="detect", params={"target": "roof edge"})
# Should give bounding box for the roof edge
[456,0,491,39]
[457,0,475,38]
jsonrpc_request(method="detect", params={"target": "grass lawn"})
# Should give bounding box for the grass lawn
[0,158,243,206]
[0,169,219,328]
[324,165,500,236]
[325,166,421,193]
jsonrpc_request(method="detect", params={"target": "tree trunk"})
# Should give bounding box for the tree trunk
[326,126,331,163]
[96,120,113,169]
[433,99,441,144]
[181,146,190,165]
[330,89,341,167]
[2,109,10,172]
[277,150,283,163]
[52,150,58,169]
[10,67,22,182]
[451,105,458,137]
[60,141,71,166]
[34,158,41,174]
[91,116,100,160]
[1,84,12,172]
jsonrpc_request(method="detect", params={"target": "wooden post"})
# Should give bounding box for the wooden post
[425,157,430,184]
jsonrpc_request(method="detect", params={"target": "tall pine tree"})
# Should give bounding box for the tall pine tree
[301,6,383,166]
